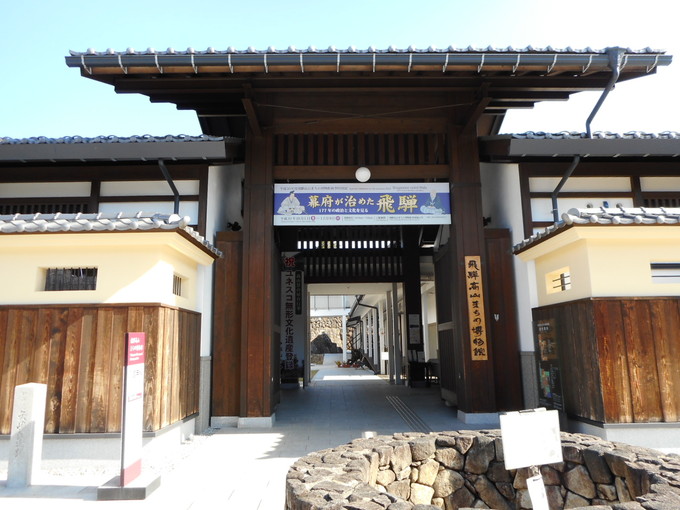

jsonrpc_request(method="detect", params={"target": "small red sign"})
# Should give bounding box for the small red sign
[125,333,145,365]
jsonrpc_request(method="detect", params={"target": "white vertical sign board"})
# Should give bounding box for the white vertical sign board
[499,408,562,470]
[121,332,145,486]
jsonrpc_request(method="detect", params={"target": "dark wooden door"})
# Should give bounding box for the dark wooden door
[485,229,524,411]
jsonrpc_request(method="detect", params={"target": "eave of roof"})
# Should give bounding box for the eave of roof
[0,212,222,258]
[65,45,671,77]
[0,135,242,163]
[480,131,680,160]
[514,206,680,254]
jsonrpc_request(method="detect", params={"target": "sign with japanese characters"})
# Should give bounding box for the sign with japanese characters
[280,255,306,382]
[121,332,145,486]
[273,182,451,226]
[464,256,488,361]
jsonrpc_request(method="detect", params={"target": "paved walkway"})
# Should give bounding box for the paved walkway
[0,365,494,509]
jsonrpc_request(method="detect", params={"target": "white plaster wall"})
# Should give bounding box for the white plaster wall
[521,226,680,306]
[0,182,91,198]
[99,180,199,196]
[0,233,213,310]
[480,162,537,351]
[199,163,243,358]
[98,201,199,220]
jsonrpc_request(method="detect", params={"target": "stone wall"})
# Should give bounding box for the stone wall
[285,430,680,510]
[310,317,344,346]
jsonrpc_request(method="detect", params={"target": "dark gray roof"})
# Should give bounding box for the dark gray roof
[0,134,241,163]
[0,212,221,257]
[66,45,671,75]
[514,206,680,252]
[481,131,680,159]
[68,45,667,56]
[509,131,680,140]
[0,134,230,144]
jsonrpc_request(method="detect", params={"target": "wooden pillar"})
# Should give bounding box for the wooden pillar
[403,226,424,383]
[240,131,276,418]
[447,124,496,413]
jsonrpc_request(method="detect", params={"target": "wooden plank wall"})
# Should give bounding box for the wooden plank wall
[532,297,680,424]
[0,304,200,435]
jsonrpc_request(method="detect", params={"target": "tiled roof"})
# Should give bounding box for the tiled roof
[514,207,680,252]
[0,134,230,145]
[65,46,670,78]
[68,45,666,56]
[509,131,680,140]
[0,212,221,257]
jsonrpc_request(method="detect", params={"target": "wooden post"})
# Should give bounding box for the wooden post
[447,124,496,413]
[240,130,276,421]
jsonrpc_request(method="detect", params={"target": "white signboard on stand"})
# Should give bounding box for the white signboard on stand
[499,408,562,470]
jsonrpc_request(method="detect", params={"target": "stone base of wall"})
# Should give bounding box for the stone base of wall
[285,430,680,510]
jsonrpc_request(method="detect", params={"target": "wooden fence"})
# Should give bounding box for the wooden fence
[0,304,201,434]
[533,297,680,424]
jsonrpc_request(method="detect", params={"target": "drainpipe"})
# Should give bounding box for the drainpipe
[158,159,180,215]
[551,47,625,223]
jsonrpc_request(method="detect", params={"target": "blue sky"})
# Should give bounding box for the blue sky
[1,0,678,138]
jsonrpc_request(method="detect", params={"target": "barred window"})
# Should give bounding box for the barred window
[546,267,571,294]
[45,267,98,291]
[173,274,183,296]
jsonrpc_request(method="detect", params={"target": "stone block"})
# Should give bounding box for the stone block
[597,483,618,501]
[392,443,413,474]
[434,447,464,470]
[433,469,465,498]
[465,436,496,474]
[418,460,440,486]
[410,437,436,461]
[445,486,475,510]
[473,475,513,510]
[387,479,411,500]
[584,446,614,484]
[564,490,590,508]
[563,464,596,499]
[410,483,435,505]
[487,461,512,483]
[7,383,47,488]
[377,469,397,487]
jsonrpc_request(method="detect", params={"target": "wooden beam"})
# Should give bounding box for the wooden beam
[273,164,450,180]
[270,117,450,134]
[242,97,263,138]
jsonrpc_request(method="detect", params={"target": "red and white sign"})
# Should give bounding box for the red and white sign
[121,332,146,486]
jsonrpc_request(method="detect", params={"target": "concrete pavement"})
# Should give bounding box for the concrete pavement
[0,364,492,509]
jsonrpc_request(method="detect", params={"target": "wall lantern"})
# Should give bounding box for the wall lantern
[355,166,371,183]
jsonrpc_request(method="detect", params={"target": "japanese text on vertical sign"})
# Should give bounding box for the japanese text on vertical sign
[465,256,488,361]
[283,270,296,370]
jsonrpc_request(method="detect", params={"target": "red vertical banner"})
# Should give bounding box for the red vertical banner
[121,332,145,486]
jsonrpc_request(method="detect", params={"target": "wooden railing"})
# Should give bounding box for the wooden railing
[0,304,200,434]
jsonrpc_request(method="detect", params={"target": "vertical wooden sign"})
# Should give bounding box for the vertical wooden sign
[121,332,145,486]
[465,256,488,361]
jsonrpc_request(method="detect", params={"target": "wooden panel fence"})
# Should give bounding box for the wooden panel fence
[533,297,680,424]
[0,304,201,434]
